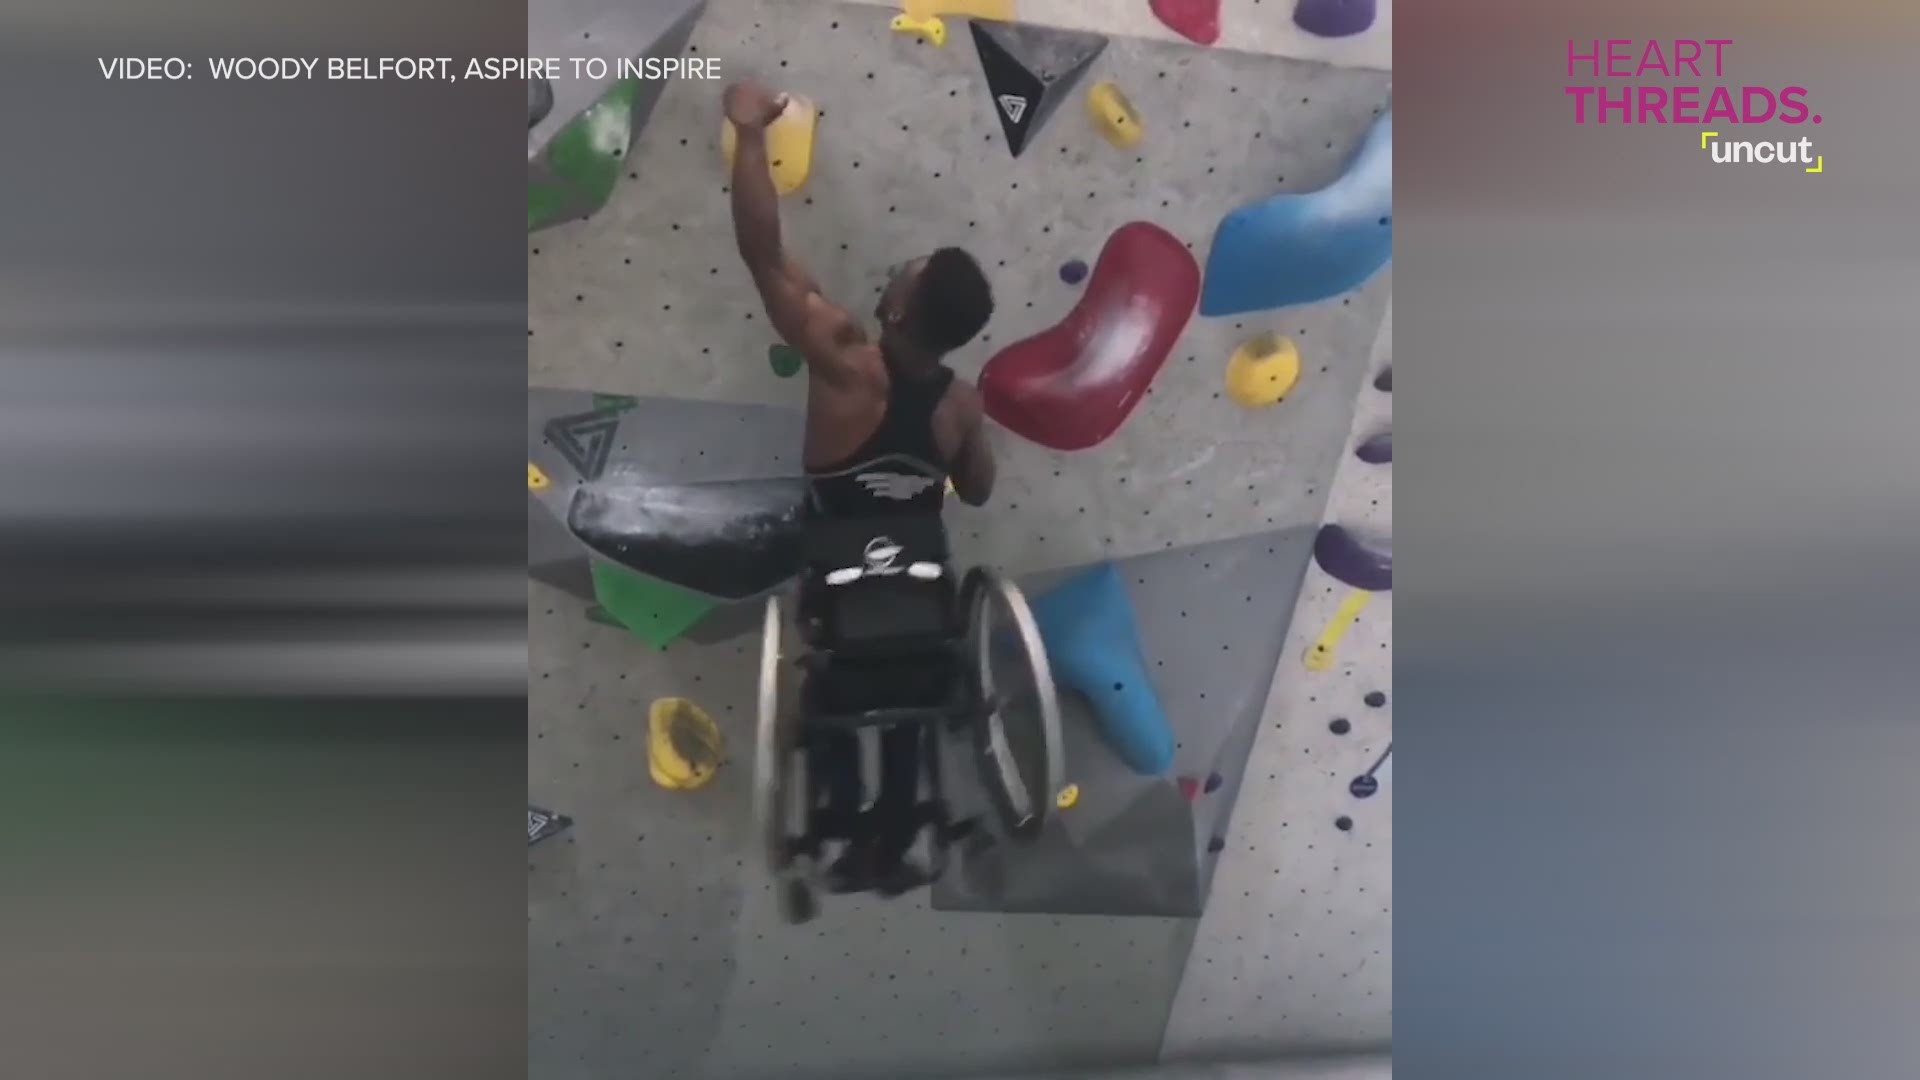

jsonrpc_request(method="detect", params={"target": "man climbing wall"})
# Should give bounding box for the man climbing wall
[723,75,1002,893]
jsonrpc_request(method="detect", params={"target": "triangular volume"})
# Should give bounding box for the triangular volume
[544,409,620,481]
[528,805,573,845]
[969,19,1108,158]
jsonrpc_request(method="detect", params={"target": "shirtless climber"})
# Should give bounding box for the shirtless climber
[724,77,998,894]
[723,78,997,506]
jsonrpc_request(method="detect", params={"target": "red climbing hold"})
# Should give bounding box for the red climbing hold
[979,221,1200,451]
[1178,776,1201,801]
[1151,0,1221,45]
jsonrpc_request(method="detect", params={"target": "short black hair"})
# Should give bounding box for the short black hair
[907,247,994,354]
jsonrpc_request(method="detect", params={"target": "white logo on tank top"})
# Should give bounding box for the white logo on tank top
[856,471,938,501]
[863,536,904,572]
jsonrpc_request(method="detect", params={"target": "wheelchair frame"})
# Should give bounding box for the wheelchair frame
[754,565,1064,922]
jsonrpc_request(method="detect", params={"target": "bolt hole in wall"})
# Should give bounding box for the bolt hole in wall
[527,0,1392,1076]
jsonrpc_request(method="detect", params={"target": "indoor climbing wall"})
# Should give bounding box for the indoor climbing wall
[527,5,1389,580]
[527,0,1392,1077]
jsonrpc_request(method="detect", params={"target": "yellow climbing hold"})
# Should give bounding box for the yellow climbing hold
[527,462,549,490]
[648,696,725,791]
[1304,590,1370,672]
[1055,783,1080,809]
[1225,332,1302,408]
[721,93,816,196]
[903,0,1013,19]
[1086,81,1143,149]
[890,12,948,46]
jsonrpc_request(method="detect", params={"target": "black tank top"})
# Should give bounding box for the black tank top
[806,365,955,518]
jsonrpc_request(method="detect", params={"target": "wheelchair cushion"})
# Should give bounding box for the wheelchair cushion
[1029,562,1176,775]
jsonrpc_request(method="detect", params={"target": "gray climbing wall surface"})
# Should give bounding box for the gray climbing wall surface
[528,0,1393,1076]
[1160,305,1393,1060]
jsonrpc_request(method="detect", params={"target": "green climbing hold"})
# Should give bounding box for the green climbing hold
[592,392,639,413]
[526,180,574,232]
[769,343,804,378]
[589,560,716,650]
[527,77,641,231]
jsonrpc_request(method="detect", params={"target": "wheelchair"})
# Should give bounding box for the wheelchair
[753,512,1064,923]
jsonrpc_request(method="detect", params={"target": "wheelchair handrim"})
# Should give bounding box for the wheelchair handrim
[753,592,790,872]
[968,569,1065,837]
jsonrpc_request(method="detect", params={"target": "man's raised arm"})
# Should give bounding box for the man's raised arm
[724,79,841,358]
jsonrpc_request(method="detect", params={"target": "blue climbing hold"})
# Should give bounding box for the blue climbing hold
[1029,563,1175,775]
[1198,109,1392,316]
[1059,258,1089,285]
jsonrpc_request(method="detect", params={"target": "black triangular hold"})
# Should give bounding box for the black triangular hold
[528,805,573,845]
[969,19,1108,158]
[544,409,619,480]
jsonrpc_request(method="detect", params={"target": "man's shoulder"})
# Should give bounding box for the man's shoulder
[811,337,887,391]
[944,372,984,415]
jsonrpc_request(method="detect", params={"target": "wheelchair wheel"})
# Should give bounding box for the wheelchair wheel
[963,568,1065,840]
[753,593,798,873]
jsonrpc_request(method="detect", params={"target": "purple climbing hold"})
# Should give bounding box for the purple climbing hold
[1365,690,1387,708]
[1060,258,1089,285]
[1373,365,1391,392]
[1207,836,1226,853]
[1355,430,1391,464]
[1293,0,1376,38]
[1313,523,1392,592]
[1203,771,1223,794]
[1335,815,1354,831]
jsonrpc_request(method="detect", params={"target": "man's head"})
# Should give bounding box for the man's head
[876,247,994,359]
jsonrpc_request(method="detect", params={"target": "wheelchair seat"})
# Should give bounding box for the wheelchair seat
[754,520,1069,922]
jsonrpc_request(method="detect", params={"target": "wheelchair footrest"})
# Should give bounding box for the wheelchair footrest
[826,853,931,897]
[792,798,963,896]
